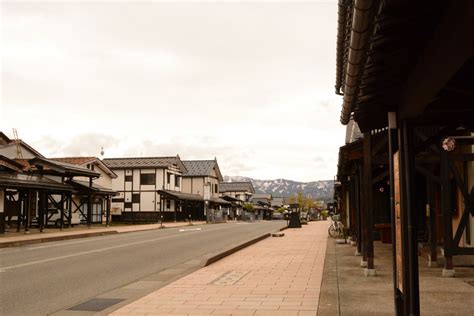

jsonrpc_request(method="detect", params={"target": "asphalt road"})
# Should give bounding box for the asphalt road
[0,221,285,316]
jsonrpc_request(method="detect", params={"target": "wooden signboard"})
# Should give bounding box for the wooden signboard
[393,151,404,293]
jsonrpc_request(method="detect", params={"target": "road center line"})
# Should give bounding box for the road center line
[178,228,202,232]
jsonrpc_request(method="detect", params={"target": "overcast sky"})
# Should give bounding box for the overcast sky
[1,0,344,182]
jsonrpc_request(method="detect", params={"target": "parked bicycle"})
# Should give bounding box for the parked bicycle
[328,214,344,238]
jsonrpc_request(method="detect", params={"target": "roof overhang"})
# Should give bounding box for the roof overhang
[157,189,203,202]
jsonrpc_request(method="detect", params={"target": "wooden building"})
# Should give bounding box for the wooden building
[0,132,115,230]
[103,156,187,222]
[219,181,256,219]
[182,159,230,222]
[334,0,474,314]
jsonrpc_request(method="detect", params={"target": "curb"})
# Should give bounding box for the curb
[0,223,207,249]
[204,225,288,266]
[0,231,118,248]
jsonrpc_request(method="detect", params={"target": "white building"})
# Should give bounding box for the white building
[103,156,187,221]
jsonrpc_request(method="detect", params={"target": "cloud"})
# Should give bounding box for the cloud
[2,1,344,182]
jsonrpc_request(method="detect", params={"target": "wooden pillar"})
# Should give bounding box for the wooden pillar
[388,112,402,314]
[440,149,455,275]
[39,191,45,232]
[363,132,375,274]
[0,189,5,234]
[360,163,368,265]
[59,193,64,231]
[350,176,357,242]
[174,201,177,222]
[87,177,92,227]
[68,193,72,228]
[24,191,30,233]
[106,196,111,227]
[399,120,420,315]
[427,179,438,267]
[356,167,363,256]
[16,191,23,232]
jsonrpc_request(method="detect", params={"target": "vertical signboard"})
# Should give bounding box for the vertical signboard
[394,151,404,293]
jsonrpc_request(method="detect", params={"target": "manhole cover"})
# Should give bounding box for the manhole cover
[68,298,124,311]
[211,271,249,285]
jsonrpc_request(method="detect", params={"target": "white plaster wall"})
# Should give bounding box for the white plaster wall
[112,170,124,191]
[182,178,192,194]
[156,169,164,190]
[133,169,140,190]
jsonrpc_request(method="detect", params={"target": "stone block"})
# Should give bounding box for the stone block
[442,269,455,278]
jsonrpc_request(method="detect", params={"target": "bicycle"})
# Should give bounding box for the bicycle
[328,214,344,238]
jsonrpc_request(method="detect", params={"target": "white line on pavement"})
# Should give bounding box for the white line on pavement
[178,228,202,232]
[1,230,202,272]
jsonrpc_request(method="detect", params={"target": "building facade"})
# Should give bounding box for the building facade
[103,156,187,221]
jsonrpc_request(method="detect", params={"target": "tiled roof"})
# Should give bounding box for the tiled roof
[50,157,96,166]
[51,157,117,179]
[219,181,255,194]
[252,193,272,200]
[182,160,223,181]
[103,156,186,172]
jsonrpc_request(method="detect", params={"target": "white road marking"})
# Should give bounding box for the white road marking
[178,228,202,232]
[1,231,202,272]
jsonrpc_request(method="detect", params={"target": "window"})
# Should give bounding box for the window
[124,202,132,209]
[214,184,218,193]
[166,200,171,210]
[132,194,140,203]
[175,175,180,187]
[125,175,133,182]
[140,173,155,185]
[167,173,171,184]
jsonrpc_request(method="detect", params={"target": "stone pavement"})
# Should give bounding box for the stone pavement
[110,220,331,316]
[0,221,206,248]
[318,238,474,315]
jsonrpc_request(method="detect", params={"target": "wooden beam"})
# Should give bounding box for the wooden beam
[399,1,474,119]
[363,132,375,270]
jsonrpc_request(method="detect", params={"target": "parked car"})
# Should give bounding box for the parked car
[272,212,284,220]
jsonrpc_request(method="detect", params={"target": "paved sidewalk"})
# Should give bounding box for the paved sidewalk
[0,221,206,247]
[318,238,474,315]
[110,220,330,316]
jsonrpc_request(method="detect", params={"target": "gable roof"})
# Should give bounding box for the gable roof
[0,132,10,146]
[219,181,255,194]
[28,157,100,178]
[0,131,45,158]
[182,160,223,181]
[51,157,117,179]
[103,156,187,173]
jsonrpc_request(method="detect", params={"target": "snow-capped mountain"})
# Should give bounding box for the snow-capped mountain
[223,176,334,201]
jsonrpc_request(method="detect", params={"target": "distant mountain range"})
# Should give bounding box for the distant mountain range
[223,176,334,201]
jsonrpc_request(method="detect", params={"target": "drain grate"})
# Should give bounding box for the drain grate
[68,298,125,312]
